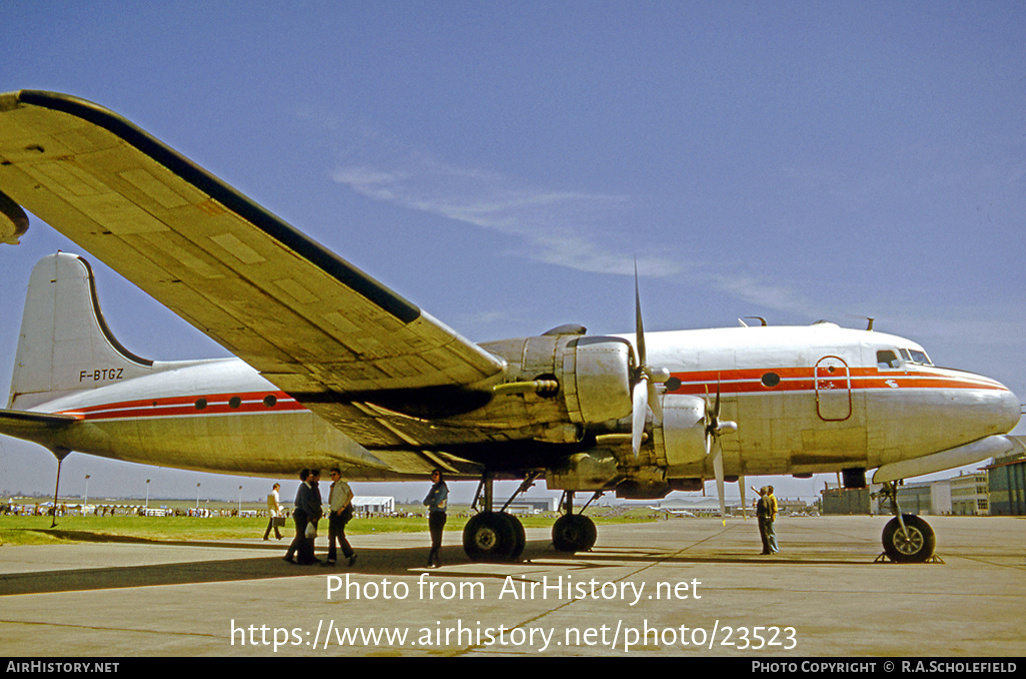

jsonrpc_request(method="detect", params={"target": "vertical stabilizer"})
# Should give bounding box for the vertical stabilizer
[8,253,153,410]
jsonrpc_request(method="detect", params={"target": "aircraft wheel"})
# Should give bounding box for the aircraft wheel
[463,511,519,562]
[552,514,597,553]
[509,513,526,561]
[882,514,936,563]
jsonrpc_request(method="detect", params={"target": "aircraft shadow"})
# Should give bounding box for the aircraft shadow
[0,532,878,596]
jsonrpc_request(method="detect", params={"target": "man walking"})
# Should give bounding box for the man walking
[284,469,323,565]
[263,482,283,540]
[325,468,357,567]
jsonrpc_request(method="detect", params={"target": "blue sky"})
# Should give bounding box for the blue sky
[1,2,1024,503]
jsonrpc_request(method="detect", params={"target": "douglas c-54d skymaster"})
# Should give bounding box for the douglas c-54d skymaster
[0,91,1021,563]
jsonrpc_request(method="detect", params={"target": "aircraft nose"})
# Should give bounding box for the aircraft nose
[993,385,1022,433]
[972,377,1022,435]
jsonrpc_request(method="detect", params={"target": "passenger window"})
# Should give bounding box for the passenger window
[876,350,900,369]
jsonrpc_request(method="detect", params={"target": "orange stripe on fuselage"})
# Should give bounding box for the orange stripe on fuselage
[667,367,1005,396]
[56,391,304,421]
[53,368,1006,421]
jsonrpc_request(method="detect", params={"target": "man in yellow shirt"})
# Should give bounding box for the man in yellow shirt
[764,485,779,554]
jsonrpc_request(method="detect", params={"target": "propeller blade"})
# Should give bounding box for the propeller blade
[631,377,648,456]
[634,261,646,368]
[712,444,726,525]
[647,377,662,423]
[629,261,671,450]
[739,474,747,521]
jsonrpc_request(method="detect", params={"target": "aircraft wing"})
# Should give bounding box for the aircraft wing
[0,90,505,445]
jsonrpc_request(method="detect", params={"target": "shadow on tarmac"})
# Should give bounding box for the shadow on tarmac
[1,529,882,597]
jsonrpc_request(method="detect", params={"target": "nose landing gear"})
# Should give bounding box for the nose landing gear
[877,481,938,563]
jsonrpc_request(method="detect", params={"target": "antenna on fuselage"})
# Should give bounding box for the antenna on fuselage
[739,316,768,327]
[845,314,875,331]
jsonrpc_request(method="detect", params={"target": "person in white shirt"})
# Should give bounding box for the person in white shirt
[263,482,283,540]
[325,468,357,566]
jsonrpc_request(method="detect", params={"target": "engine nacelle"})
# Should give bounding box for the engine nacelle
[653,394,709,467]
[561,336,634,426]
[481,331,634,433]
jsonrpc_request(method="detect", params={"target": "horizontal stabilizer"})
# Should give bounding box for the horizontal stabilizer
[0,408,79,451]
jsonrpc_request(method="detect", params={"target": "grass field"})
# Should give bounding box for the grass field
[0,506,662,546]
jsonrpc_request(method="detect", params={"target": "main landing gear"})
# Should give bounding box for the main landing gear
[551,490,598,553]
[461,472,531,562]
[460,474,603,562]
[877,481,937,563]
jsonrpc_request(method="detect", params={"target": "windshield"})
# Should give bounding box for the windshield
[877,347,933,369]
[899,348,933,366]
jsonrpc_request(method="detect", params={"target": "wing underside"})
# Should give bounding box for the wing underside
[0,90,505,450]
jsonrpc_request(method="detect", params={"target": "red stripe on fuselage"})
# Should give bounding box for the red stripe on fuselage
[668,367,1004,396]
[56,391,305,421]
[51,368,1005,422]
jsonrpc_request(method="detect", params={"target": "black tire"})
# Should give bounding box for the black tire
[508,513,526,561]
[882,514,936,563]
[552,514,597,553]
[463,511,518,562]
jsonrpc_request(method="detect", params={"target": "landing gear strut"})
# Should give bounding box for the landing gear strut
[551,491,599,553]
[461,472,531,562]
[877,481,937,563]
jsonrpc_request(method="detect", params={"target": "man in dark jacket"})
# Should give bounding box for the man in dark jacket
[423,470,448,568]
[284,469,323,564]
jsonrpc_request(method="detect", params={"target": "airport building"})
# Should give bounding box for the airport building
[505,498,559,514]
[948,472,990,515]
[352,496,395,515]
[819,451,1026,517]
[820,486,873,515]
[985,454,1026,515]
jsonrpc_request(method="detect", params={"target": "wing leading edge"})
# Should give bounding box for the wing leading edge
[0,90,504,447]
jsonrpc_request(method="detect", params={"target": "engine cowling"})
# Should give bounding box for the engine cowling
[481,332,634,434]
[653,394,709,467]
[561,336,634,426]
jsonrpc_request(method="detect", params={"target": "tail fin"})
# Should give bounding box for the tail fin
[8,253,154,410]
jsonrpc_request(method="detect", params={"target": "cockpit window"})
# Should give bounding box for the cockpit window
[907,349,932,365]
[876,350,900,369]
[898,348,933,365]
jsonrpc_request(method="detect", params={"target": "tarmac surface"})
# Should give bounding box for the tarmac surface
[0,515,1023,657]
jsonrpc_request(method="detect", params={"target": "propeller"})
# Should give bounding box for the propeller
[630,264,670,456]
[703,380,738,523]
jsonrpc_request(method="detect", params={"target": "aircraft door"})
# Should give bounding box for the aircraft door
[815,355,852,421]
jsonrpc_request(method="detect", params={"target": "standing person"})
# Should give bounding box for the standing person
[755,486,771,554]
[284,470,309,563]
[764,485,779,554]
[325,468,357,567]
[299,470,324,564]
[263,482,283,540]
[284,469,322,564]
[423,469,448,568]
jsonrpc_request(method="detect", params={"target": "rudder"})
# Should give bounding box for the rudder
[7,253,153,410]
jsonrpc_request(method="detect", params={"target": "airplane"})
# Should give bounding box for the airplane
[0,90,1021,564]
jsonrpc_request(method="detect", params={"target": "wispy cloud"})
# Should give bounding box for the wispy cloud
[327,128,824,319]
[331,141,679,278]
